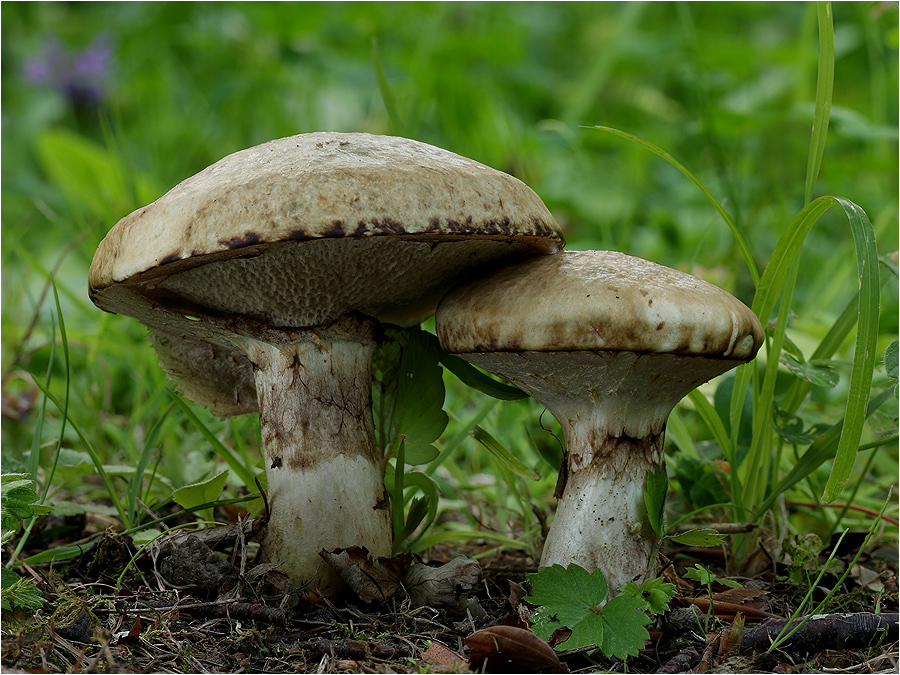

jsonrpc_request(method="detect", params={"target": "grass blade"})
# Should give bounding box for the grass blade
[372,38,404,136]
[32,378,127,523]
[589,125,760,286]
[126,403,174,526]
[805,2,834,204]
[470,425,541,481]
[167,390,258,490]
[821,198,880,500]
[754,388,892,518]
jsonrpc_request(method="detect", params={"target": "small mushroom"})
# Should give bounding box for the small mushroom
[435,250,764,592]
[89,132,563,593]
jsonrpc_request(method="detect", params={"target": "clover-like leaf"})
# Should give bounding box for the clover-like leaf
[781,352,840,388]
[525,564,653,659]
[1,474,52,532]
[619,577,677,615]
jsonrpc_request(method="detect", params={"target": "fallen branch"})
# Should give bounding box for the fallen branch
[739,613,898,653]
[102,598,292,626]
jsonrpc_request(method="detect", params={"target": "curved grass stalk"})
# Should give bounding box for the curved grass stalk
[734,196,880,506]
[589,125,760,287]
[31,378,127,524]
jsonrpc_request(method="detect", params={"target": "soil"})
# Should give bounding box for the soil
[2,513,897,674]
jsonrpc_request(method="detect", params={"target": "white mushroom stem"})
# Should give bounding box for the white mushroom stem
[229,317,392,594]
[463,349,734,593]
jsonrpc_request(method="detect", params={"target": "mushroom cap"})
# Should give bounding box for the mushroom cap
[435,250,764,360]
[89,132,563,328]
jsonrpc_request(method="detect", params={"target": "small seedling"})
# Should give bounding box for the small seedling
[1,474,52,610]
[683,563,742,630]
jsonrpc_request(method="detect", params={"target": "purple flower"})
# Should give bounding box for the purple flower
[22,34,113,108]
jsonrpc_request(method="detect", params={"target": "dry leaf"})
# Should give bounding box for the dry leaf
[406,556,486,617]
[465,625,564,673]
[421,642,467,669]
[319,546,413,602]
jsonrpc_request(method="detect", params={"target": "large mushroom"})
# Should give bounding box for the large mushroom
[435,250,763,592]
[88,132,563,593]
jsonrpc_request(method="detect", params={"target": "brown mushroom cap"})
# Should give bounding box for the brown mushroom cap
[89,132,563,329]
[436,250,763,360]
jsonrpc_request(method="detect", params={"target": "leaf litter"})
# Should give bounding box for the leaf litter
[1,515,898,674]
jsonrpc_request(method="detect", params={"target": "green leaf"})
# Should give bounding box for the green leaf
[771,407,832,445]
[394,471,440,553]
[409,327,528,401]
[735,196,880,505]
[172,470,229,511]
[395,329,449,446]
[34,128,157,223]
[805,1,834,205]
[884,340,898,382]
[527,564,608,639]
[372,38,404,136]
[756,388,894,517]
[168,390,257,490]
[470,426,541,481]
[590,125,760,286]
[667,529,727,547]
[437,352,529,401]
[526,564,651,659]
[643,466,668,537]
[403,443,440,466]
[1,474,52,532]
[683,563,742,588]
[596,593,652,660]
[526,564,608,622]
[780,353,840,389]
[619,578,677,615]
[1,569,44,611]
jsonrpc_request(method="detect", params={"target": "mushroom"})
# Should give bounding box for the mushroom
[435,250,763,592]
[89,132,563,593]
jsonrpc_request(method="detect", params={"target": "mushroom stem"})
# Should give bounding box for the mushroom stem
[232,317,392,593]
[462,349,734,593]
[542,420,663,593]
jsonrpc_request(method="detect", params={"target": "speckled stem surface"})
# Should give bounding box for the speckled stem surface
[233,319,392,594]
[541,419,663,593]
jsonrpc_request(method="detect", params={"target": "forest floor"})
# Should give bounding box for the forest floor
[1,513,897,674]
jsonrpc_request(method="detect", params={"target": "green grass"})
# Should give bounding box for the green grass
[1,2,897,568]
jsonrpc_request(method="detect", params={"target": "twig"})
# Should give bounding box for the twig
[739,613,899,653]
[654,645,700,673]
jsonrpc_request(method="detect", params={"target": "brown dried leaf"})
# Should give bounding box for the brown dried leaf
[319,547,413,603]
[548,626,573,650]
[465,625,564,673]
[406,556,483,615]
[421,642,467,668]
[126,616,141,641]
[711,587,767,605]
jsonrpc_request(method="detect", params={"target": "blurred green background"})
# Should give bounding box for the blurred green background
[1,2,897,545]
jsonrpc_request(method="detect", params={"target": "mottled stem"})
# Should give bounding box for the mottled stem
[541,421,663,592]
[234,318,392,593]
